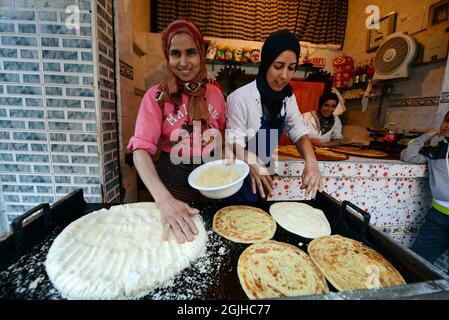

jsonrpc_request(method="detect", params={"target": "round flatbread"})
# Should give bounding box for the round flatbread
[308,235,406,292]
[213,205,276,243]
[45,202,207,299]
[237,240,329,299]
[269,202,331,239]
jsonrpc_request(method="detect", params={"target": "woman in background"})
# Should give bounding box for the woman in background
[302,91,343,148]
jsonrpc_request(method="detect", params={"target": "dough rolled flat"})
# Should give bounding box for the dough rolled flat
[213,205,276,243]
[269,202,331,239]
[237,240,329,299]
[308,235,406,292]
[45,202,207,300]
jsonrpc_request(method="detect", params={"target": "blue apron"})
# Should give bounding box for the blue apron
[230,101,287,202]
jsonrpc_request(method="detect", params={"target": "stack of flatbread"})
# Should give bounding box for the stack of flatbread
[237,240,329,299]
[213,205,276,243]
[308,235,406,291]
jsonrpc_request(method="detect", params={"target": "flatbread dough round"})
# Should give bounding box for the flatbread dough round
[308,235,406,292]
[213,205,276,243]
[237,240,329,299]
[269,202,331,239]
[45,202,207,299]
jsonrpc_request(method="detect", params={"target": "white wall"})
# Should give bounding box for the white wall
[343,0,447,129]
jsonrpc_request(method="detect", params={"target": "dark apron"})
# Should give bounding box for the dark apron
[229,102,286,202]
[155,152,209,203]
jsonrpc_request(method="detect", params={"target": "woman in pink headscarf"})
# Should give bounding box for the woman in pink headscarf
[128,19,226,244]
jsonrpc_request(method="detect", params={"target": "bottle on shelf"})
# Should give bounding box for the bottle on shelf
[367,57,375,80]
[353,62,361,85]
[359,60,368,85]
[384,121,398,145]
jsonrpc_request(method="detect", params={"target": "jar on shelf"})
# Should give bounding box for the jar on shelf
[250,48,260,63]
[241,47,252,63]
[216,45,226,60]
[224,46,234,61]
[234,47,243,62]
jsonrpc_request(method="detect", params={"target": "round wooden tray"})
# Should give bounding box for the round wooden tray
[277,146,349,161]
[330,146,388,158]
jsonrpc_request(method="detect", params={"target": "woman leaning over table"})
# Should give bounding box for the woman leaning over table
[226,30,322,201]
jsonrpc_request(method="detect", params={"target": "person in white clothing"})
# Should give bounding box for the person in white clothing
[302,91,343,147]
[226,30,321,201]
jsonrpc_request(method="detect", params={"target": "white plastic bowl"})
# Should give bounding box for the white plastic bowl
[188,159,249,199]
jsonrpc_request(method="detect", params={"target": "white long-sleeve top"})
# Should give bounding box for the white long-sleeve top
[302,111,343,143]
[226,80,309,147]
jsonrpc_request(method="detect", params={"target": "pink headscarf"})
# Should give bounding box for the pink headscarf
[159,19,209,126]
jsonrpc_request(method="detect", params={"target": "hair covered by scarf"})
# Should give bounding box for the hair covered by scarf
[317,91,339,135]
[159,19,209,125]
[256,29,300,121]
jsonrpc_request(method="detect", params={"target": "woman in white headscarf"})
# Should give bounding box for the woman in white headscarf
[302,91,343,147]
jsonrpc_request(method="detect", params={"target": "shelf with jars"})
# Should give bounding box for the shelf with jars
[340,88,366,100]
[339,81,382,100]
[333,56,377,99]
[206,59,322,73]
[205,42,323,75]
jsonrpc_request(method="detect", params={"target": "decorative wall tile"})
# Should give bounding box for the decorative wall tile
[119,59,133,80]
[39,12,57,22]
[389,96,440,108]
[0,48,17,57]
[1,35,37,46]
[4,62,36,75]
[41,37,59,46]
[0,9,35,20]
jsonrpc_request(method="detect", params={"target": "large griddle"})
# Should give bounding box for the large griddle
[0,189,448,300]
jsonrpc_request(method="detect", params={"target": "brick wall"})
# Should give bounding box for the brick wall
[96,0,120,203]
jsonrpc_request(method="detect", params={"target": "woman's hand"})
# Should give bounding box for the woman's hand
[249,163,273,198]
[157,196,199,243]
[300,161,322,199]
[311,139,322,147]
